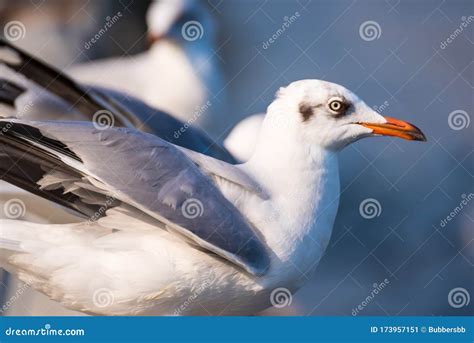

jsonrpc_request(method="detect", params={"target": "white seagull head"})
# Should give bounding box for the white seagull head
[146,0,214,43]
[258,79,426,153]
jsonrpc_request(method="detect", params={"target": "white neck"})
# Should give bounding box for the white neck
[240,118,340,271]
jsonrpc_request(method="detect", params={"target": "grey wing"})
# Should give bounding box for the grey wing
[0,119,270,276]
[93,87,237,164]
[0,39,237,164]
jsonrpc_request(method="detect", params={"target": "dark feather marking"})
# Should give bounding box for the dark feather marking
[299,102,319,122]
[0,122,104,218]
[0,78,25,107]
[0,122,81,162]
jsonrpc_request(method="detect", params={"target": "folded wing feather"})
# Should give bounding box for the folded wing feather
[0,119,270,276]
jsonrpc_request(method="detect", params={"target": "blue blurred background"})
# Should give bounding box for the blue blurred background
[0,0,472,316]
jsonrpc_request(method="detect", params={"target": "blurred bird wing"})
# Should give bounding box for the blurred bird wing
[0,119,270,276]
[0,39,237,164]
[0,38,139,127]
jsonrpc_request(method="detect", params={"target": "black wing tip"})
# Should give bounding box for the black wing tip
[0,78,25,106]
[0,120,83,162]
[0,37,9,46]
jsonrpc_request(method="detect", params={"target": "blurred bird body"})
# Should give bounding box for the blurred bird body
[70,40,208,127]
[70,0,226,136]
[225,114,265,162]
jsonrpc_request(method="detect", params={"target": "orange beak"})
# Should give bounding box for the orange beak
[359,117,427,141]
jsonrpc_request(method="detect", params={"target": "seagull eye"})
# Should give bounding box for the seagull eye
[328,98,348,114]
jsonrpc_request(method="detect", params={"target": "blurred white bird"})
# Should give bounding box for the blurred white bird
[0,79,425,315]
[69,0,227,137]
[225,114,265,162]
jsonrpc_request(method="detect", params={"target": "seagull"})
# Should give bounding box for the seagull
[69,0,227,136]
[224,113,265,162]
[0,79,426,315]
